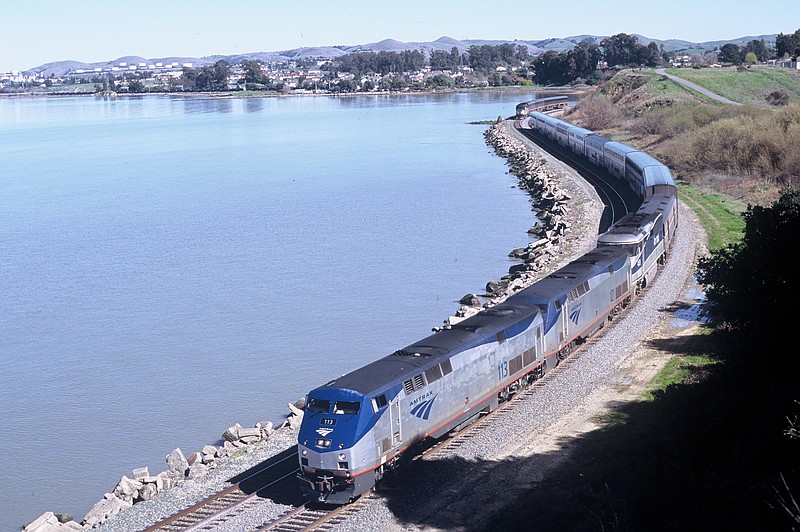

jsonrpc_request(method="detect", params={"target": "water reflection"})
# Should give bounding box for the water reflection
[245,97,264,113]
[180,96,234,114]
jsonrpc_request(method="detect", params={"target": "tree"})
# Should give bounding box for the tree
[776,29,800,59]
[128,79,145,92]
[533,50,570,85]
[426,73,454,88]
[242,60,267,84]
[719,43,742,64]
[698,188,800,342]
[744,39,770,62]
[430,49,455,70]
[744,51,758,65]
[212,60,231,89]
[644,41,662,67]
[568,41,602,79]
[600,33,650,67]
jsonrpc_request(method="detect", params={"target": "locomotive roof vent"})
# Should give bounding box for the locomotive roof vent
[392,349,430,357]
[452,324,481,332]
[483,308,517,317]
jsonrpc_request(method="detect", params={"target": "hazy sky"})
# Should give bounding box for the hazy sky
[2,0,798,72]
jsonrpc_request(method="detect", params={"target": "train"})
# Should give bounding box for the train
[515,95,569,117]
[296,106,679,504]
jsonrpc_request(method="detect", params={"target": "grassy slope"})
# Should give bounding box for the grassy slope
[665,65,800,105]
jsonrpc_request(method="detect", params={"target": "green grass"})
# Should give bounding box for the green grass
[637,69,721,105]
[645,353,717,401]
[664,66,800,105]
[678,184,746,250]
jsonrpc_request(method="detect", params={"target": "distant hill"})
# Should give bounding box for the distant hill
[24,33,779,77]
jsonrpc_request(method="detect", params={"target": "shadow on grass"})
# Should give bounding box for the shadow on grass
[375,328,799,531]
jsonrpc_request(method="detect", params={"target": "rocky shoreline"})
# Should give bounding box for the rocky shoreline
[23,119,604,531]
[442,120,603,327]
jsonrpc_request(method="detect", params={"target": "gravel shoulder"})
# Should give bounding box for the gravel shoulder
[92,123,705,532]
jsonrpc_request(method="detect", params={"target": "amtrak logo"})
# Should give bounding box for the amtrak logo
[410,394,437,420]
[315,427,334,437]
[569,306,582,324]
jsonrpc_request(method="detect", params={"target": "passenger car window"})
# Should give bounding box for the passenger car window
[306,398,331,413]
[333,401,361,415]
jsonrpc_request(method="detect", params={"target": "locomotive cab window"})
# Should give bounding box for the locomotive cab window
[372,394,388,412]
[333,401,360,415]
[306,398,331,414]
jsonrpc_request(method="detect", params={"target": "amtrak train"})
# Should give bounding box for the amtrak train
[296,107,679,504]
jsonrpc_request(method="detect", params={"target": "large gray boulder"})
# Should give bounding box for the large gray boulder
[165,448,189,479]
[459,293,481,307]
[112,475,142,502]
[24,512,60,531]
[83,493,132,527]
[137,483,158,502]
[186,462,210,479]
[222,423,244,443]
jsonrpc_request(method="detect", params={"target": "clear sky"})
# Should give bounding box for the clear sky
[2,0,798,72]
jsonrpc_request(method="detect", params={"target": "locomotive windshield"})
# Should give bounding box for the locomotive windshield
[333,401,360,415]
[306,398,331,413]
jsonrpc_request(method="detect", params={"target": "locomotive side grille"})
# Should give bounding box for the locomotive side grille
[510,354,523,375]
[440,359,453,376]
[425,365,443,384]
[404,379,415,394]
[523,348,536,366]
[413,374,425,389]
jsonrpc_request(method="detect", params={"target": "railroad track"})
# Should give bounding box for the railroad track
[144,485,258,531]
[143,448,300,531]
[257,494,379,531]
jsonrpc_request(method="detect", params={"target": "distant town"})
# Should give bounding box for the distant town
[2,32,798,95]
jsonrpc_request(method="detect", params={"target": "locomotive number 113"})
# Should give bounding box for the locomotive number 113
[497,361,508,380]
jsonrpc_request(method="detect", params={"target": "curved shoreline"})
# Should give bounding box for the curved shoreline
[24,118,604,531]
[1,86,582,100]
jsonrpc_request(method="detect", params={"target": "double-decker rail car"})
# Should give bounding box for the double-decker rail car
[597,193,678,290]
[603,141,639,180]
[567,125,592,156]
[584,134,610,167]
[625,151,677,198]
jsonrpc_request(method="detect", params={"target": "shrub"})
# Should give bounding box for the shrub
[766,90,790,106]
[632,110,668,136]
[574,93,621,130]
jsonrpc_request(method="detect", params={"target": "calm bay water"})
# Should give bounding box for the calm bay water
[0,92,536,527]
